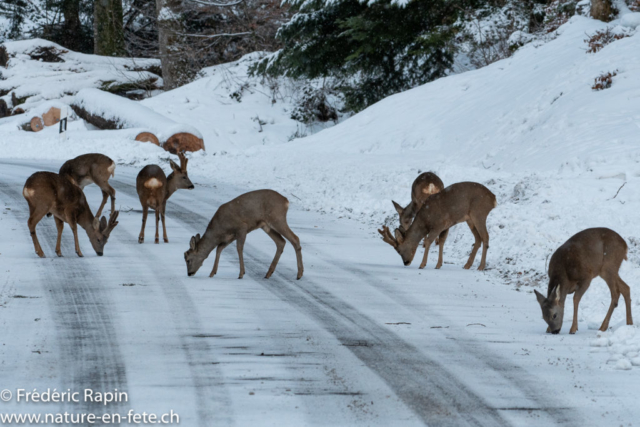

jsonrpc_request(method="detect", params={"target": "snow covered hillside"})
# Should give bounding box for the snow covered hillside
[1,13,640,370]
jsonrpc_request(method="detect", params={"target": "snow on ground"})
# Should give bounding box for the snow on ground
[1,13,640,379]
[0,39,161,112]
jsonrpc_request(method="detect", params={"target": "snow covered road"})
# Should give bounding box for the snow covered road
[0,160,637,426]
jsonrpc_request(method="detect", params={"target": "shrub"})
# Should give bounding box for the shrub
[592,71,617,90]
[585,28,630,53]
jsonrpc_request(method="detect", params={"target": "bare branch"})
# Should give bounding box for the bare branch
[185,0,245,6]
[177,31,252,38]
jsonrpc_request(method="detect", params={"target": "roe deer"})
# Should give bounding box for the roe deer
[392,172,449,265]
[23,172,119,257]
[534,228,633,334]
[379,182,496,270]
[59,153,116,218]
[136,151,194,244]
[184,189,303,280]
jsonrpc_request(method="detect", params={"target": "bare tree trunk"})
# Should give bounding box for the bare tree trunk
[94,0,126,56]
[156,0,192,90]
[591,0,614,21]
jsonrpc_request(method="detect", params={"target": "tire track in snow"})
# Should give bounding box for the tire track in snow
[0,165,129,422]
[106,178,509,427]
[0,161,233,426]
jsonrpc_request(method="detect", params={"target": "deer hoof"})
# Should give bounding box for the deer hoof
[138,237,144,244]
[56,252,63,257]
[265,272,273,279]
[164,238,169,243]
[37,252,46,258]
[297,273,303,280]
[76,252,84,258]
[463,264,472,270]
[569,328,577,334]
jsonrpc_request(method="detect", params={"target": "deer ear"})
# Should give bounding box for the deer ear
[534,289,546,306]
[195,233,201,243]
[189,236,197,251]
[554,286,561,303]
[392,201,403,215]
[99,216,108,232]
[93,217,100,230]
[394,229,405,244]
[169,159,180,172]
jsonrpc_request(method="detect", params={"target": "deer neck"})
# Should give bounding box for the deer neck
[404,219,428,250]
[196,226,221,256]
[76,203,96,234]
[165,172,179,200]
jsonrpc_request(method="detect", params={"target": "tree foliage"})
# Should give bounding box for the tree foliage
[255,0,483,112]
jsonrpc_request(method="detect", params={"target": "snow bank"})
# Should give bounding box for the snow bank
[591,326,640,370]
[141,53,340,152]
[0,39,161,111]
[73,88,202,143]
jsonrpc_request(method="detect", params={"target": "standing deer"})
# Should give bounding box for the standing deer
[184,189,303,280]
[534,228,633,335]
[59,153,116,218]
[23,172,119,257]
[136,152,194,244]
[392,172,449,266]
[379,182,497,270]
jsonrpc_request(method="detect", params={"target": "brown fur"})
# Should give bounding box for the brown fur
[22,172,119,257]
[136,152,193,244]
[59,153,116,218]
[392,172,449,268]
[380,182,497,271]
[184,189,303,280]
[534,228,633,334]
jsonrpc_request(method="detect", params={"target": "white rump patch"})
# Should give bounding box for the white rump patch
[145,178,163,189]
[494,198,498,208]
[422,183,438,195]
[23,187,35,198]
[108,162,116,177]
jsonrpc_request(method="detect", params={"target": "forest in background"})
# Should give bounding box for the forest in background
[0,0,637,115]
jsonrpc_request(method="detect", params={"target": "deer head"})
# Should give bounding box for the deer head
[184,233,205,276]
[89,211,119,256]
[378,225,418,266]
[534,286,564,334]
[170,151,194,190]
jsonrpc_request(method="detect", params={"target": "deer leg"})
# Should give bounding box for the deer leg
[161,202,168,243]
[473,216,490,271]
[570,281,590,334]
[154,209,160,244]
[96,190,109,218]
[600,274,621,331]
[435,228,449,269]
[264,229,286,279]
[236,232,247,279]
[617,277,633,326]
[464,221,482,269]
[107,183,116,215]
[210,243,229,278]
[54,217,64,257]
[27,204,48,258]
[274,221,303,280]
[138,205,148,244]
[419,235,436,269]
[70,221,83,257]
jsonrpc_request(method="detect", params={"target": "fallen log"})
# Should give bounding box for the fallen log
[71,88,204,153]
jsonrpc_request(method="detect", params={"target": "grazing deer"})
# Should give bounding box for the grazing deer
[392,172,449,266]
[23,172,119,257]
[59,153,116,218]
[379,182,496,270]
[534,228,633,335]
[184,189,303,280]
[136,151,194,244]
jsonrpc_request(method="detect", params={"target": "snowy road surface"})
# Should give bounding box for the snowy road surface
[0,159,637,426]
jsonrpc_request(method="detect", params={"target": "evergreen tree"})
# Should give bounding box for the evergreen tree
[256,0,481,112]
